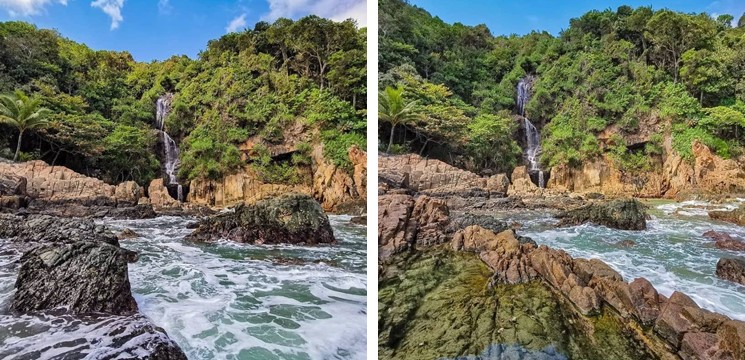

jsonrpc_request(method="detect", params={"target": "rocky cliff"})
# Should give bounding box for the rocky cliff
[188,145,367,213]
[549,140,745,199]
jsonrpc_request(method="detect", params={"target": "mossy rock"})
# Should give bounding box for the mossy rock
[379,248,659,360]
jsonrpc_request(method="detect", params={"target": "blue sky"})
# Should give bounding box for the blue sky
[410,0,745,36]
[0,0,366,62]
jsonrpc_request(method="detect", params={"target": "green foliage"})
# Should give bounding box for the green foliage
[0,16,365,185]
[321,130,366,171]
[466,111,522,173]
[380,1,745,171]
[0,90,52,161]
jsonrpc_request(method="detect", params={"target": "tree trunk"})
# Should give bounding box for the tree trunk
[387,124,396,153]
[419,139,429,156]
[13,130,23,162]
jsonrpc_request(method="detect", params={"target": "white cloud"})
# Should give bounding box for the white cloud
[91,0,124,30]
[0,0,67,17]
[262,0,366,27]
[158,0,171,14]
[226,13,247,33]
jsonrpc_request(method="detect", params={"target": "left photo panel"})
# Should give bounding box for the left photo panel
[0,1,368,359]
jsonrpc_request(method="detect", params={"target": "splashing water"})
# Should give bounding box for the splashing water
[0,215,367,359]
[492,199,745,320]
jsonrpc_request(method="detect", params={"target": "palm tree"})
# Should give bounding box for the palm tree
[0,90,52,161]
[379,86,419,153]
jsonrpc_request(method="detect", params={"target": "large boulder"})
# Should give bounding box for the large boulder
[716,258,745,286]
[187,193,336,245]
[0,213,119,252]
[11,241,139,315]
[556,199,647,230]
[710,205,745,227]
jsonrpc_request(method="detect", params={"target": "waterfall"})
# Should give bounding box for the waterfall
[155,94,183,202]
[517,77,545,188]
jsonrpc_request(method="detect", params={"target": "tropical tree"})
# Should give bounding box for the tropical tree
[0,90,52,161]
[378,85,418,153]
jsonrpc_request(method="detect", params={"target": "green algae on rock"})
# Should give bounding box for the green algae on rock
[379,249,660,360]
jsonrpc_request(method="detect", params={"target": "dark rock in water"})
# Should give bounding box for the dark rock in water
[186,194,336,245]
[24,198,157,219]
[0,213,118,252]
[11,241,139,315]
[555,199,647,230]
[332,199,367,215]
[448,213,508,235]
[350,215,367,225]
[0,313,187,360]
[703,230,745,251]
[709,205,745,226]
[185,221,200,229]
[118,228,140,240]
[716,258,745,286]
[616,239,637,248]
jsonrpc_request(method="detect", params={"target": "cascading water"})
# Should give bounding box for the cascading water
[155,95,183,201]
[517,77,545,188]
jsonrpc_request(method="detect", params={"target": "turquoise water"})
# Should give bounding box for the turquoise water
[498,199,745,320]
[0,215,367,360]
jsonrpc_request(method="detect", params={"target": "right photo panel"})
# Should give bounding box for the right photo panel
[377,1,745,359]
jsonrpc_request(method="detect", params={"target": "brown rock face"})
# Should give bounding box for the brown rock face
[507,166,540,197]
[377,194,450,262]
[716,258,745,286]
[710,205,745,227]
[378,153,506,195]
[187,145,366,214]
[704,231,745,251]
[0,160,142,204]
[147,178,182,210]
[547,140,745,199]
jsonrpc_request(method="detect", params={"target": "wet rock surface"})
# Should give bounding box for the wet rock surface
[710,205,745,227]
[555,199,648,230]
[0,213,119,252]
[187,193,336,245]
[0,213,187,358]
[11,241,139,315]
[704,230,745,251]
[716,257,745,286]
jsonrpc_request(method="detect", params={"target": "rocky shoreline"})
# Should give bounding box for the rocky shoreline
[379,153,745,360]
[0,214,187,359]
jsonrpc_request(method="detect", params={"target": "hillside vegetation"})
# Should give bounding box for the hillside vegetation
[379,0,745,174]
[0,16,366,186]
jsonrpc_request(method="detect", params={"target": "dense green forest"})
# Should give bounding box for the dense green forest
[379,0,745,174]
[0,16,366,186]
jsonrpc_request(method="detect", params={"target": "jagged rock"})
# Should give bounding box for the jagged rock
[147,178,182,210]
[448,213,508,235]
[547,140,745,199]
[507,166,540,197]
[378,194,450,262]
[118,228,140,240]
[704,230,745,251]
[716,258,745,286]
[379,153,495,193]
[0,213,118,252]
[452,227,537,284]
[11,241,139,315]
[0,160,142,204]
[186,194,336,245]
[710,205,745,227]
[378,194,416,261]
[556,199,647,230]
[350,215,366,225]
[616,239,637,248]
[0,173,26,195]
